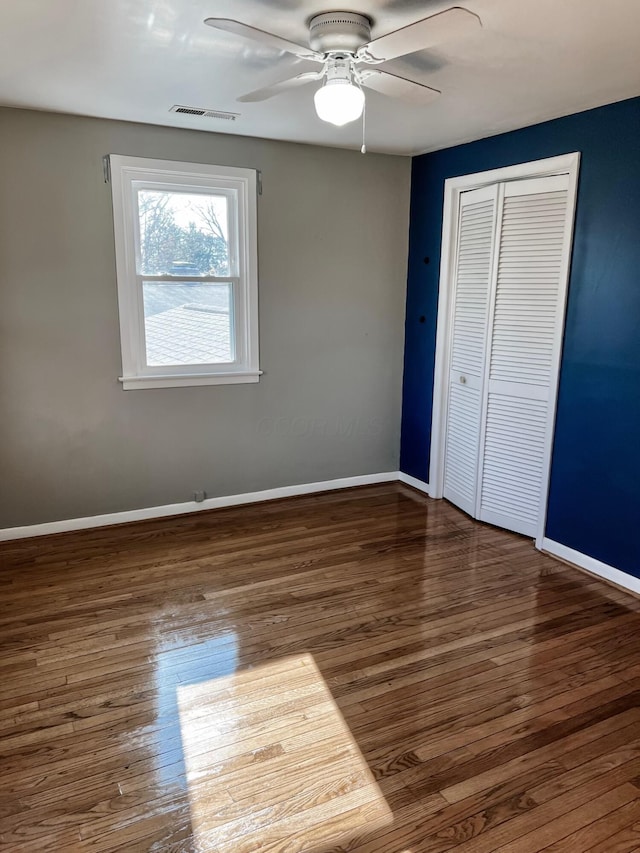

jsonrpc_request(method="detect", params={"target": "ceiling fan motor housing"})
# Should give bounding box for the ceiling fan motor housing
[309,12,371,55]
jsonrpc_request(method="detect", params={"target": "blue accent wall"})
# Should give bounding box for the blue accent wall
[400,96,640,577]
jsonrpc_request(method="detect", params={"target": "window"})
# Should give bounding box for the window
[110,155,259,389]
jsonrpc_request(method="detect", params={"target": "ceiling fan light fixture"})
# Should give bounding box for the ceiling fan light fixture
[314,78,365,126]
[206,7,475,128]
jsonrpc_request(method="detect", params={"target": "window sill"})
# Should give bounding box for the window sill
[119,371,262,390]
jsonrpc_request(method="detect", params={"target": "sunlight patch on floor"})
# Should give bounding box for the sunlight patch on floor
[176,653,393,852]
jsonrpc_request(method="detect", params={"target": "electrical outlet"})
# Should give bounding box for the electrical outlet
[193,490,207,503]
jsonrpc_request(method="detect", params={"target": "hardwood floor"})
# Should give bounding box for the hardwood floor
[2,483,640,852]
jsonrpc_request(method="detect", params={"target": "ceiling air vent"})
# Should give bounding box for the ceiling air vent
[170,105,239,121]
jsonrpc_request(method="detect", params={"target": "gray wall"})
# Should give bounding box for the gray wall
[0,108,410,527]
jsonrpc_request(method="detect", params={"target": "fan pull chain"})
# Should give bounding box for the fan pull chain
[361,95,367,154]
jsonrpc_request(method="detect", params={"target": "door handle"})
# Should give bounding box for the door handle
[459,375,467,385]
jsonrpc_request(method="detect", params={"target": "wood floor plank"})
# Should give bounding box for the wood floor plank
[492,783,639,852]
[542,797,640,852]
[586,820,640,852]
[1,484,639,851]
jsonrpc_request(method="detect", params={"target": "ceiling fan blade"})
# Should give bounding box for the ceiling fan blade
[356,7,481,63]
[359,69,441,105]
[204,18,323,63]
[237,71,323,102]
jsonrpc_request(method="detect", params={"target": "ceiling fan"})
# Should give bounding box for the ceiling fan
[204,8,482,129]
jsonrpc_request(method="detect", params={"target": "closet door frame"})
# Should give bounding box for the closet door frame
[429,152,581,549]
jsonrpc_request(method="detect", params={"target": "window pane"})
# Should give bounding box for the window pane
[143,282,233,366]
[137,190,230,276]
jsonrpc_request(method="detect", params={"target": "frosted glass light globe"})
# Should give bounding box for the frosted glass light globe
[314,80,365,126]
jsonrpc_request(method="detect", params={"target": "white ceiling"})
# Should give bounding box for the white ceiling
[0,0,639,155]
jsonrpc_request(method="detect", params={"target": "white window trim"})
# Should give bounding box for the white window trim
[427,152,581,550]
[109,155,260,389]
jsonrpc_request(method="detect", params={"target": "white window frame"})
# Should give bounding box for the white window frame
[110,155,260,389]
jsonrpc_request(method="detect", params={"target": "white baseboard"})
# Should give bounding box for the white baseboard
[9,482,633,603]
[542,538,640,597]
[0,472,401,542]
[398,472,431,495]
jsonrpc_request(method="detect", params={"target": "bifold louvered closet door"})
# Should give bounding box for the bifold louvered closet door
[443,173,573,538]
[443,185,498,516]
